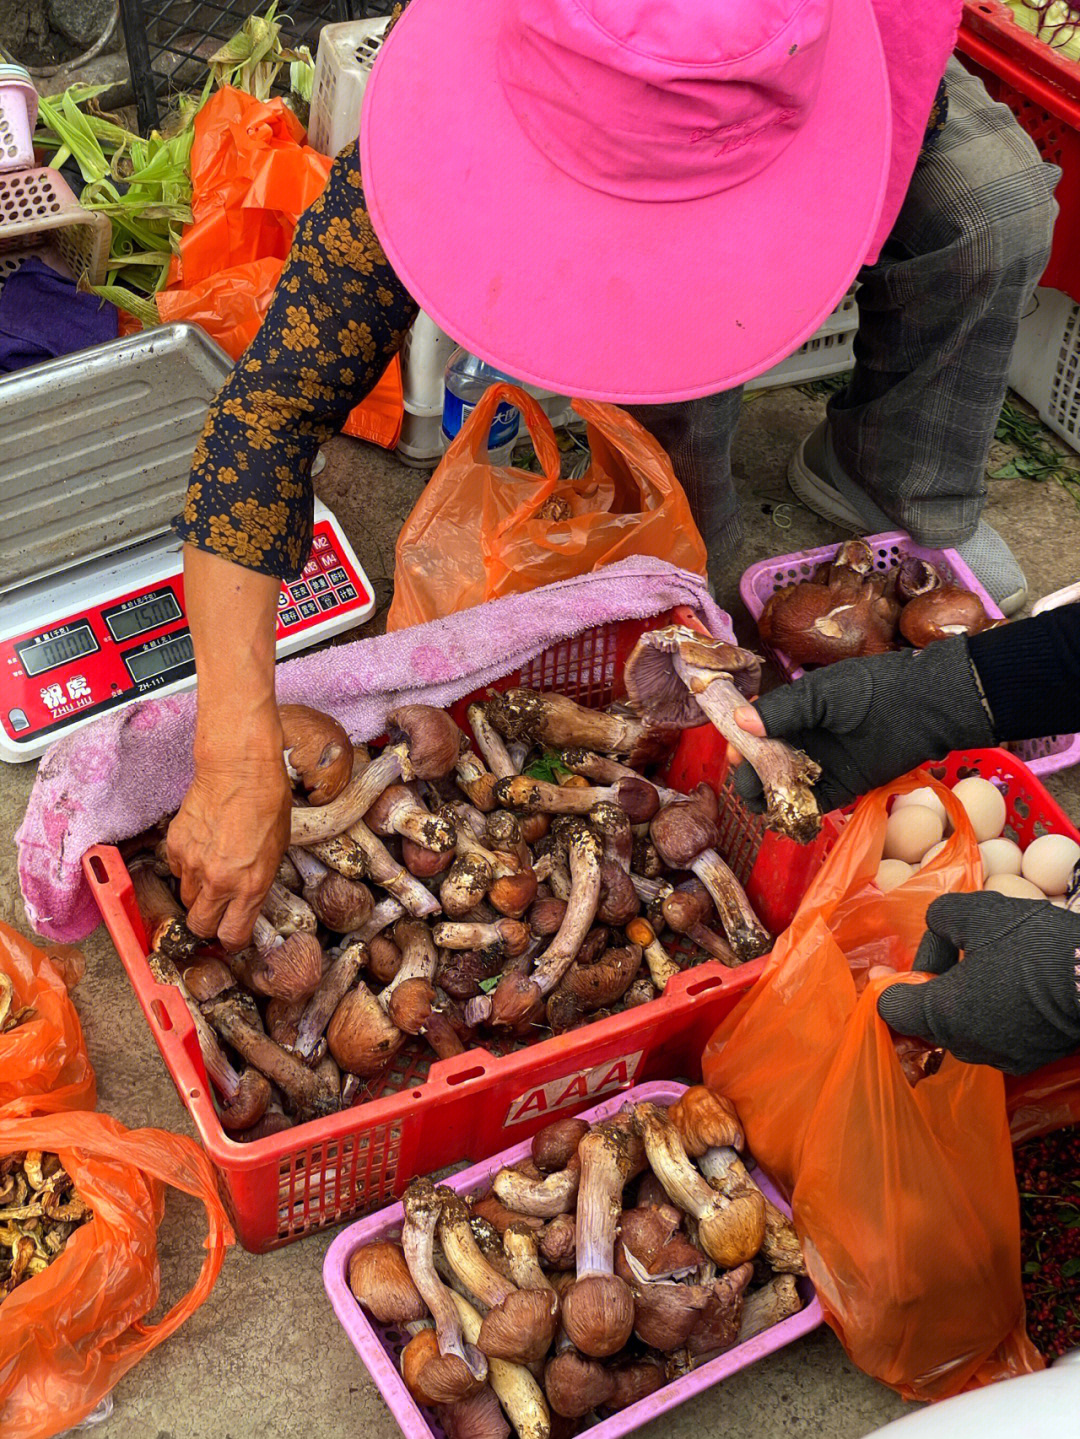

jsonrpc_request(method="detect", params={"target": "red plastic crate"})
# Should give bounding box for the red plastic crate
[84,608,834,1252]
[958,0,1080,302]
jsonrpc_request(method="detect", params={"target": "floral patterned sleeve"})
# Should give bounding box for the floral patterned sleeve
[176,139,419,577]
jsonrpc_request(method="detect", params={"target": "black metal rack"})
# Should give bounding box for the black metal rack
[118,0,396,132]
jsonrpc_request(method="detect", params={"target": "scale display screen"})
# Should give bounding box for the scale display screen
[17,622,100,677]
[105,591,182,642]
[123,631,194,684]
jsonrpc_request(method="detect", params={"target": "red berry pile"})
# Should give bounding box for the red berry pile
[1015,1126,1080,1360]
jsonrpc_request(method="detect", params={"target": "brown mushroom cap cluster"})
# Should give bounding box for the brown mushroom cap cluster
[756,539,1001,668]
[132,669,776,1141]
[347,1088,806,1437]
[0,1151,93,1300]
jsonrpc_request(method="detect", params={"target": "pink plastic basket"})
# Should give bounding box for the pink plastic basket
[0,66,38,174]
[323,1080,821,1439]
[739,532,1080,777]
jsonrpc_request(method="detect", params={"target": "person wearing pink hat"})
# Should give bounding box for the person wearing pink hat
[170,0,1059,947]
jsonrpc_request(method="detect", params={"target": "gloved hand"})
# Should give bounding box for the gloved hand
[732,636,995,813]
[877,892,1080,1075]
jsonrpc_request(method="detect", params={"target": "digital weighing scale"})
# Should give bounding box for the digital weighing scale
[0,325,375,763]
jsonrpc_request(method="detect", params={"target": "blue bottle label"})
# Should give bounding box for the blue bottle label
[442,390,519,451]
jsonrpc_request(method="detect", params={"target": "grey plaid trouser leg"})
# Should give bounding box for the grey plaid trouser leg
[630,57,1059,562]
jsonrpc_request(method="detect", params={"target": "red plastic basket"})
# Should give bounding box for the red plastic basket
[84,608,834,1252]
[958,0,1080,303]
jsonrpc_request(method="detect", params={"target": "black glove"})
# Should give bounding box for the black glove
[877,893,1080,1075]
[733,636,995,814]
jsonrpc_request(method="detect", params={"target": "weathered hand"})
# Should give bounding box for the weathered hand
[167,749,291,950]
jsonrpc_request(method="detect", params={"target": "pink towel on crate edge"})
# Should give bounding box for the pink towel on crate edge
[17,557,733,943]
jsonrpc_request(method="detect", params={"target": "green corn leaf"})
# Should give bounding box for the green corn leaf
[90,285,161,327]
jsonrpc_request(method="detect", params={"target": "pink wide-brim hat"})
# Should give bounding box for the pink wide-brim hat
[361,0,892,404]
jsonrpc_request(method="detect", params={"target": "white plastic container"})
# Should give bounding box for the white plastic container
[0,64,39,174]
[745,288,859,392]
[308,16,391,157]
[400,310,456,414]
[1008,285,1080,455]
[863,1359,1080,1437]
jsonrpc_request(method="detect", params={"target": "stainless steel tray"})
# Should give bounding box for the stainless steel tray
[0,323,232,592]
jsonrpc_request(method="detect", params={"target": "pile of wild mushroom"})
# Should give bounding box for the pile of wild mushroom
[757,538,1002,667]
[348,1087,806,1437]
[0,1151,92,1299]
[0,972,36,1034]
[125,627,822,1139]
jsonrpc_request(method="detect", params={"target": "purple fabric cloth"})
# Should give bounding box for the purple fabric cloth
[0,258,118,373]
[17,557,732,942]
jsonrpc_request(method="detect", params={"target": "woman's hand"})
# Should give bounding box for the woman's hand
[167,741,292,950]
[168,545,287,948]
[724,637,995,812]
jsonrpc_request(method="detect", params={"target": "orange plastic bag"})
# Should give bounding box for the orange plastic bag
[386,384,707,631]
[703,773,1042,1399]
[156,86,400,446]
[0,1110,233,1439]
[0,922,94,1118]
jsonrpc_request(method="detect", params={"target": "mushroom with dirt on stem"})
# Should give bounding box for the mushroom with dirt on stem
[288,846,374,932]
[493,1153,580,1219]
[129,858,198,961]
[205,995,339,1118]
[437,1189,559,1365]
[348,705,466,832]
[502,1222,558,1297]
[650,793,770,963]
[401,1179,489,1403]
[279,703,353,804]
[366,783,458,853]
[560,1121,640,1359]
[238,916,325,1003]
[625,917,680,991]
[493,775,660,825]
[736,1273,803,1344]
[631,1102,765,1268]
[697,1146,805,1274]
[456,749,500,812]
[486,688,675,769]
[546,944,642,1034]
[259,879,318,935]
[661,881,738,965]
[490,823,602,1029]
[434,920,531,960]
[292,940,367,1062]
[624,626,822,843]
[329,817,443,917]
[467,702,520,780]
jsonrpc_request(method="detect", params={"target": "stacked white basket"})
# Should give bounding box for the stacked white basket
[1009,287,1080,455]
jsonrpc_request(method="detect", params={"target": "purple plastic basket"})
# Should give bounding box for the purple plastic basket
[323,1079,822,1439]
[739,531,1080,778]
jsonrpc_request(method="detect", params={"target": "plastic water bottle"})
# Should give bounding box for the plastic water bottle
[441,348,522,464]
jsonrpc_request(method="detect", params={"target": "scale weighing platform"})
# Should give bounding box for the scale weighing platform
[0,325,375,763]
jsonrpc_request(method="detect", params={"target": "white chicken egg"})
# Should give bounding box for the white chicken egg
[983,873,1046,900]
[979,837,1024,879]
[1021,833,1080,897]
[951,777,1007,842]
[883,805,945,865]
[892,787,948,827]
[875,859,914,892]
[919,840,949,868]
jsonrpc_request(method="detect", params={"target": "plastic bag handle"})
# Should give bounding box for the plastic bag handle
[463,382,562,481]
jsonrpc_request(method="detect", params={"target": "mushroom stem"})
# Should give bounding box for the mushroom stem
[381,919,439,1006]
[402,1181,489,1399]
[490,825,601,1027]
[735,1274,803,1344]
[146,950,241,1103]
[662,882,738,966]
[631,1103,765,1268]
[625,918,681,990]
[493,776,659,824]
[487,689,648,756]
[561,750,685,805]
[205,997,339,1118]
[467,704,519,780]
[561,1123,638,1358]
[493,1158,580,1218]
[448,1291,552,1439]
[366,783,457,852]
[288,846,374,932]
[434,920,531,959]
[438,1191,519,1310]
[260,880,318,936]
[341,819,442,917]
[698,1147,805,1275]
[690,850,771,962]
[503,1223,556,1293]
[675,661,821,842]
[289,748,383,846]
[456,750,499,811]
[342,896,406,946]
[130,859,198,961]
[293,941,366,1061]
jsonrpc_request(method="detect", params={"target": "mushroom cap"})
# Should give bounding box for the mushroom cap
[624,626,762,726]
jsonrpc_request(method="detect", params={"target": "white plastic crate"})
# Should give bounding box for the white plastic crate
[1008,286,1080,454]
[0,168,110,300]
[745,288,858,392]
[308,16,391,157]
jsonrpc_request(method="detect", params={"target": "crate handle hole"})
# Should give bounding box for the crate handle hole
[151,999,172,1032]
[686,976,724,997]
[88,853,108,884]
[446,1064,486,1086]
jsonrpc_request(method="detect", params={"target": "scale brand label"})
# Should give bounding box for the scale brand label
[502,1051,644,1127]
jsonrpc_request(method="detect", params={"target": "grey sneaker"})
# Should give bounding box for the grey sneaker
[788,424,1028,616]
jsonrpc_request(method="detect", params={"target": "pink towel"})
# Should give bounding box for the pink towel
[17,558,732,942]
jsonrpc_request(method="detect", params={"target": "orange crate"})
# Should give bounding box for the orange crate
[84,608,833,1251]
